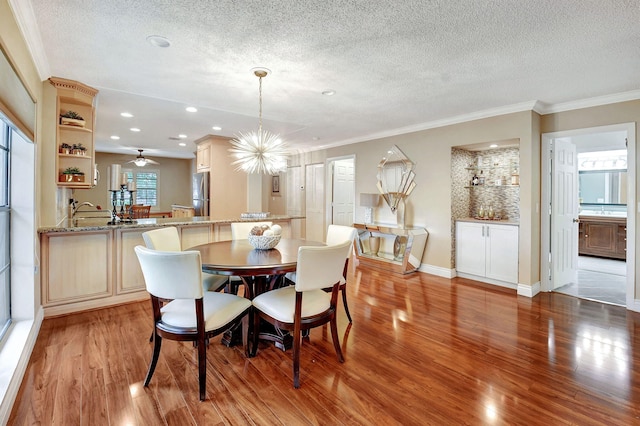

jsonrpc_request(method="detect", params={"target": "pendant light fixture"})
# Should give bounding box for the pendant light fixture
[229,68,288,174]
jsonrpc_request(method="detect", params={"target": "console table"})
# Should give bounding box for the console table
[353,223,428,274]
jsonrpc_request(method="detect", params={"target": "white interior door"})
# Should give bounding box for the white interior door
[286,166,304,237]
[551,138,578,289]
[331,159,354,226]
[305,163,325,241]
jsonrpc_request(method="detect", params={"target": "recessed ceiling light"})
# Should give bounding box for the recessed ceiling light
[179,142,186,147]
[490,144,498,148]
[178,134,187,139]
[322,90,336,96]
[130,127,141,132]
[186,107,198,113]
[120,112,133,118]
[146,35,171,48]
[212,126,222,131]
[110,135,120,140]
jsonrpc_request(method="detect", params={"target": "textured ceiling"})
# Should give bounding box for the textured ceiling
[14,0,640,159]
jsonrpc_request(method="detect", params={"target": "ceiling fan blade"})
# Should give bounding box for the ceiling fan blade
[145,159,160,165]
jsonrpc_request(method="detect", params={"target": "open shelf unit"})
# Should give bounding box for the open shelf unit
[50,77,98,189]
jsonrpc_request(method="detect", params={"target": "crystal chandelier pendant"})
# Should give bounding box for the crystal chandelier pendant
[229,68,288,174]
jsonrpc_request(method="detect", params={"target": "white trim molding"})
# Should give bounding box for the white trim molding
[517,282,541,298]
[419,264,455,279]
[0,307,43,425]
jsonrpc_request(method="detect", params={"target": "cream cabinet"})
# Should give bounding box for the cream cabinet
[196,141,211,172]
[40,217,297,316]
[171,205,195,217]
[49,77,98,189]
[180,224,214,249]
[40,230,114,314]
[456,221,519,286]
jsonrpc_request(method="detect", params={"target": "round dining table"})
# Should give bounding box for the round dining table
[192,238,323,282]
[189,238,324,350]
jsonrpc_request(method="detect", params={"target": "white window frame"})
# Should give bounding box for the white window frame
[123,168,159,208]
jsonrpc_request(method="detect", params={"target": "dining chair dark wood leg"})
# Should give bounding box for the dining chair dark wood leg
[144,333,162,387]
[330,315,345,363]
[250,308,260,357]
[293,293,303,389]
[340,284,353,323]
[195,300,207,401]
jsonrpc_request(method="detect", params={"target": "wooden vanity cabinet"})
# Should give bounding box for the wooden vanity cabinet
[578,216,626,260]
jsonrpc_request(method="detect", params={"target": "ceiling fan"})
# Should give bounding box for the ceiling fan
[127,149,159,167]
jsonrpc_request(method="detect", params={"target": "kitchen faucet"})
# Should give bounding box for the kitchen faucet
[71,201,95,217]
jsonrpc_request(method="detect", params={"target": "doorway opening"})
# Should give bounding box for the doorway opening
[541,123,636,307]
[325,156,355,230]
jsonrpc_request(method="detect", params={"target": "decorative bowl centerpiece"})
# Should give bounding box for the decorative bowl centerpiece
[248,234,281,250]
[247,223,283,250]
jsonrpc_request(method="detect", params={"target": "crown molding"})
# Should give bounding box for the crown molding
[537,89,640,115]
[8,0,50,81]
[306,100,540,152]
[309,90,640,153]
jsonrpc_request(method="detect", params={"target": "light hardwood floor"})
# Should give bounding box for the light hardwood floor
[8,265,640,425]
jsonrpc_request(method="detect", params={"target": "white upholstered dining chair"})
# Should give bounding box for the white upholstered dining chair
[134,246,251,401]
[250,240,352,388]
[286,224,357,322]
[142,226,227,292]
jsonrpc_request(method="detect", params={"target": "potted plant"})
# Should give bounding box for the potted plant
[59,167,85,183]
[59,143,72,154]
[60,111,85,127]
[72,143,87,155]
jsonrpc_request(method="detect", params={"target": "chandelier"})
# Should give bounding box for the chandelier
[229,68,288,174]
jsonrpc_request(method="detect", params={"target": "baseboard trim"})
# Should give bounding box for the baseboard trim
[455,271,518,290]
[0,306,44,425]
[418,264,455,278]
[43,292,148,318]
[517,281,541,298]
[627,298,640,313]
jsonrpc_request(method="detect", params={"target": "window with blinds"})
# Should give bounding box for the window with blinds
[124,169,158,207]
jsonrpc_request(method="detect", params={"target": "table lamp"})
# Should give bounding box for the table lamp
[360,193,380,224]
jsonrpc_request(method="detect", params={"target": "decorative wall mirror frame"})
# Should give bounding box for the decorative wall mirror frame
[377,145,416,228]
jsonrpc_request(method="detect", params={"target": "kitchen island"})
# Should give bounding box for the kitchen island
[38,215,304,317]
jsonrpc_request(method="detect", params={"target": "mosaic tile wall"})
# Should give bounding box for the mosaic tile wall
[450,147,520,266]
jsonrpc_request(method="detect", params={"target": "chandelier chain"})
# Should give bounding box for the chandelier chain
[258,76,263,136]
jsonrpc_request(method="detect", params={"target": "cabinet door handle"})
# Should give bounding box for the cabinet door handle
[482,226,485,237]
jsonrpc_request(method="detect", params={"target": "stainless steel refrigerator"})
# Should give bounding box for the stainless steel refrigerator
[192,172,210,216]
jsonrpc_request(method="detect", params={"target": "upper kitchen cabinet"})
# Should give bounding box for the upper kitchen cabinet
[48,77,99,189]
[196,140,211,172]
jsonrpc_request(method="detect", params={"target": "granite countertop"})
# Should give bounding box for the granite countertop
[39,215,305,233]
[456,217,519,226]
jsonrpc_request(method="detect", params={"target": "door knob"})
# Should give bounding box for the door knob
[572,218,580,223]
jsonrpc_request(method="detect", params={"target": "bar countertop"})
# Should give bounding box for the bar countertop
[39,215,305,234]
[456,217,519,226]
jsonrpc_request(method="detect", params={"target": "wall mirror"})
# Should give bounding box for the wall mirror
[579,170,627,205]
[377,145,416,212]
